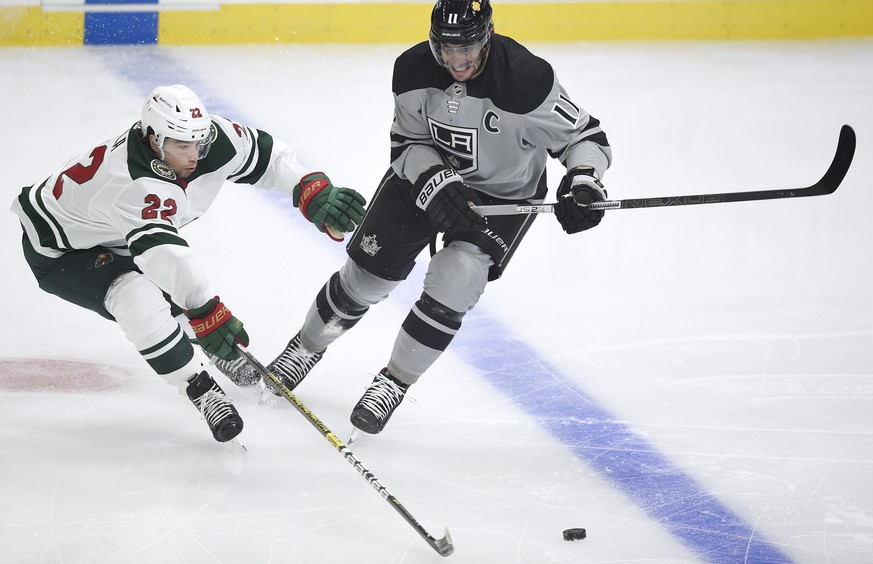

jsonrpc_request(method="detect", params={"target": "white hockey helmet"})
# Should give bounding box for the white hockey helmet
[141,84,214,160]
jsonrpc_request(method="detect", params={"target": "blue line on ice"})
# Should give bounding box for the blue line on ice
[456,311,791,563]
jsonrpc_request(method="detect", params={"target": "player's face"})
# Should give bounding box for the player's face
[159,137,200,178]
[440,38,488,81]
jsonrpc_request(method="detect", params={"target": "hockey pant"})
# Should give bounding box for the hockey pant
[20,235,200,387]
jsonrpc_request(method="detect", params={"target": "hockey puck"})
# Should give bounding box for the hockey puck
[562,528,586,541]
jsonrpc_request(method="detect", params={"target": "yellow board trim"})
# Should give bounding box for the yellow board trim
[159,3,431,45]
[510,0,873,41]
[2,1,872,46]
[159,1,873,44]
[0,7,83,46]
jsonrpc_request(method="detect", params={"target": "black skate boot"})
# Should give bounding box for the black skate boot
[266,332,323,394]
[186,371,244,442]
[207,353,261,388]
[350,368,410,434]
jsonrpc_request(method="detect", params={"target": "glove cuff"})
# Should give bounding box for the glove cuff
[185,296,218,317]
[185,296,233,338]
[294,172,330,220]
[566,166,606,200]
[567,166,600,183]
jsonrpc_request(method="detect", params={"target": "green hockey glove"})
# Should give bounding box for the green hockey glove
[185,296,249,361]
[294,172,367,241]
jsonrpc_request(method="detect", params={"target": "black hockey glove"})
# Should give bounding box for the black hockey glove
[555,167,607,234]
[413,166,486,232]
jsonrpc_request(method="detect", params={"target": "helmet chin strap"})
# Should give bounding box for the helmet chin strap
[148,134,167,161]
[468,64,484,80]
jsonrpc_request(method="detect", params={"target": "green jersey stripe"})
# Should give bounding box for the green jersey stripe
[227,126,259,183]
[234,129,274,185]
[127,227,189,257]
[18,181,71,251]
[126,221,178,240]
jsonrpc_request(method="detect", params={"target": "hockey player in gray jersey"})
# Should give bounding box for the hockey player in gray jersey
[11,84,366,443]
[266,0,612,434]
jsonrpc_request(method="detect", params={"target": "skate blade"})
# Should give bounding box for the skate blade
[230,438,248,453]
[347,427,365,446]
[214,437,249,475]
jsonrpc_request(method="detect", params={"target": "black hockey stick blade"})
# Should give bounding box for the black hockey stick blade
[474,124,855,215]
[791,123,856,197]
[235,347,455,557]
[639,123,856,208]
[432,528,454,556]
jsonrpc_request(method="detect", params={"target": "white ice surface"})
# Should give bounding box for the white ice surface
[1,40,872,563]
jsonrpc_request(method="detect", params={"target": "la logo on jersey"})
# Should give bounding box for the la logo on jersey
[427,118,478,174]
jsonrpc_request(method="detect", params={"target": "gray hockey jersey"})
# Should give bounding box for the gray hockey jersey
[390,34,612,201]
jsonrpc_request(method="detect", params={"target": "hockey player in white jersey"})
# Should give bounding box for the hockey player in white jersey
[11,84,366,443]
[266,0,612,434]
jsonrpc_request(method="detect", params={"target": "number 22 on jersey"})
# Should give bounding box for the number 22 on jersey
[51,142,178,223]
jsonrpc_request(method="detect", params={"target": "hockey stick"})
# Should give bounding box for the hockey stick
[473,124,855,216]
[236,348,455,557]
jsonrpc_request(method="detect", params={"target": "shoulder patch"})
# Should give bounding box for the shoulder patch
[393,42,455,96]
[150,159,177,180]
[192,118,242,181]
[469,35,554,115]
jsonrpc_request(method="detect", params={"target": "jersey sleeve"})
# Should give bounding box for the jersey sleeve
[525,76,612,178]
[218,116,308,195]
[389,93,446,184]
[134,244,212,310]
[111,178,211,309]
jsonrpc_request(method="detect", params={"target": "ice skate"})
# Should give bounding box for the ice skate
[350,368,410,434]
[186,371,244,442]
[265,332,323,395]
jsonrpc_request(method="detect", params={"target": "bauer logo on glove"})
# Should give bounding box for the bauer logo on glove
[184,296,250,361]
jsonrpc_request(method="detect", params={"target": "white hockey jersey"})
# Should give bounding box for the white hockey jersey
[11,116,307,309]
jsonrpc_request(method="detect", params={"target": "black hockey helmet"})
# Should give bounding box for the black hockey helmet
[430,0,493,44]
[429,0,494,76]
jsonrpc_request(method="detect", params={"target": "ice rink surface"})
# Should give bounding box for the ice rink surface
[1,39,871,563]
